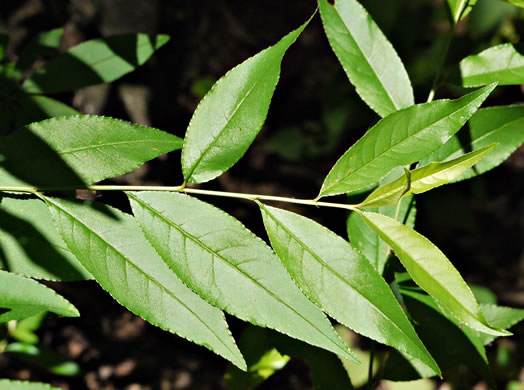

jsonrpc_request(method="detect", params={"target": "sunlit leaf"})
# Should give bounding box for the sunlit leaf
[0,270,79,322]
[259,203,440,375]
[6,342,81,376]
[359,211,509,337]
[16,28,64,72]
[0,115,182,187]
[503,0,524,7]
[477,304,524,345]
[348,195,416,274]
[318,0,413,117]
[360,144,496,208]
[447,0,478,23]
[461,44,524,86]
[45,197,246,370]
[318,84,495,198]
[0,380,60,390]
[421,105,524,181]
[182,17,310,184]
[128,192,356,362]
[0,197,92,281]
[22,34,169,93]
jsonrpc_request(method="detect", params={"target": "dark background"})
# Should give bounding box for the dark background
[0,0,522,389]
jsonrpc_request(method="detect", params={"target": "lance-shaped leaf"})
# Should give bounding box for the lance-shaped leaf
[0,270,79,323]
[360,144,496,208]
[359,211,509,336]
[182,18,310,184]
[0,380,60,390]
[348,195,416,274]
[127,192,357,363]
[16,28,64,72]
[461,44,524,86]
[0,115,183,187]
[45,197,246,370]
[318,84,496,198]
[0,197,92,281]
[447,0,478,23]
[477,304,524,345]
[383,288,493,386]
[22,34,169,94]
[318,0,413,117]
[421,106,524,181]
[258,203,440,375]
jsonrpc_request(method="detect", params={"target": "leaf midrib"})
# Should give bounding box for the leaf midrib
[321,95,482,196]
[369,215,487,330]
[130,194,350,357]
[184,52,279,182]
[262,206,430,362]
[328,1,404,113]
[49,199,238,358]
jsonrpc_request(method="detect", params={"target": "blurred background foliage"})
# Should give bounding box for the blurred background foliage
[0,0,522,389]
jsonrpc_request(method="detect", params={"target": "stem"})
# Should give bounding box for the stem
[0,185,359,211]
[426,21,456,103]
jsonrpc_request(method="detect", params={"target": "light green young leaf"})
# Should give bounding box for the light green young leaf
[348,195,416,274]
[460,44,524,86]
[45,197,246,370]
[420,105,524,181]
[0,197,92,281]
[318,84,496,198]
[0,115,183,187]
[318,0,413,117]
[22,34,169,94]
[0,380,60,390]
[0,269,79,323]
[182,18,310,184]
[503,0,524,7]
[359,211,509,336]
[477,304,524,345]
[360,144,496,208]
[127,192,356,363]
[259,204,440,376]
[447,0,478,23]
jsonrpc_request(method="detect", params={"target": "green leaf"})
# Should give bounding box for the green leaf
[460,44,524,86]
[181,18,310,184]
[45,197,246,370]
[0,115,183,187]
[477,304,524,345]
[22,34,169,94]
[318,84,496,198]
[383,288,493,386]
[348,195,416,274]
[503,0,524,7]
[447,0,478,23]
[0,270,79,322]
[420,105,524,181]
[13,95,79,128]
[359,211,509,337]
[360,144,496,208]
[6,342,80,376]
[127,192,356,362]
[0,380,60,390]
[259,203,440,376]
[0,197,92,281]
[9,312,47,344]
[16,28,64,72]
[318,0,413,117]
